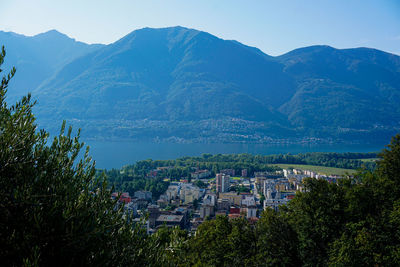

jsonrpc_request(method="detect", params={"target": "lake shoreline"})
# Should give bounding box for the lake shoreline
[84,140,386,169]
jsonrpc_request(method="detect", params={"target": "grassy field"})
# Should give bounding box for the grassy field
[268,164,356,176]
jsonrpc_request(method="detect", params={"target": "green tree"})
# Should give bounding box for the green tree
[227,218,257,266]
[286,178,346,266]
[187,216,257,266]
[146,226,189,266]
[256,208,300,266]
[328,135,400,266]
[0,46,146,266]
[188,215,232,266]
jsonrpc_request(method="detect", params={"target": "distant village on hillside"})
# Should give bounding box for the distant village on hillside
[112,167,346,233]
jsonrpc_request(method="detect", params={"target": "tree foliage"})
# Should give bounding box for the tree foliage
[0,46,146,266]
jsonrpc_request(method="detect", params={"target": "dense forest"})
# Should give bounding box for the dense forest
[1,47,400,266]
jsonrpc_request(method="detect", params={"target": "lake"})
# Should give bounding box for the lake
[83,141,386,169]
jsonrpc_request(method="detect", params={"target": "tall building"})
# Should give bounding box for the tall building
[148,205,160,229]
[246,206,257,218]
[216,173,230,193]
[200,205,215,218]
[179,183,201,204]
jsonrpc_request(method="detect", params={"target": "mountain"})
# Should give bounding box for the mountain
[2,27,399,144]
[0,29,104,101]
[35,27,293,120]
[276,46,400,141]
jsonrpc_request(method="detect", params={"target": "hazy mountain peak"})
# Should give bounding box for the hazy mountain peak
[118,26,200,41]
[33,29,73,41]
[0,28,104,101]
[0,30,28,39]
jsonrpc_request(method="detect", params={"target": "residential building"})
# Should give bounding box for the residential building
[157,198,168,208]
[148,205,160,228]
[219,192,242,206]
[220,169,235,176]
[217,198,230,211]
[216,173,230,193]
[179,183,202,204]
[200,205,215,218]
[246,205,257,218]
[134,190,152,200]
[264,188,288,211]
[191,169,211,179]
[111,192,131,204]
[165,185,179,201]
[241,195,256,207]
[155,214,185,229]
[203,193,216,206]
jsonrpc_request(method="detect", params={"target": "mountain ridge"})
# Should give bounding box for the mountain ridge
[0,29,105,101]
[1,26,399,144]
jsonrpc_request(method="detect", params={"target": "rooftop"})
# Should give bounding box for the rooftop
[156,214,184,223]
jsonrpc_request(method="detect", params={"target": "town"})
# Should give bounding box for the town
[112,166,346,233]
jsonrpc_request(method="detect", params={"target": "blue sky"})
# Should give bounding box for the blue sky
[1,0,399,56]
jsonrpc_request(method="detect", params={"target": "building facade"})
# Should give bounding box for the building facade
[216,173,230,193]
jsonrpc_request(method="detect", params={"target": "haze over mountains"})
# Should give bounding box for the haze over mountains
[1,26,399,144]
[0,30,104,100]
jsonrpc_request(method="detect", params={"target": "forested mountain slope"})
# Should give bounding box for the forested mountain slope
[0,30,104,101]
[2,26,399,143]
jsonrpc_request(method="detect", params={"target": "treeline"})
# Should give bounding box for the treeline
[191,152,378,171]
[131,152,377,176]
[101,168,169,199]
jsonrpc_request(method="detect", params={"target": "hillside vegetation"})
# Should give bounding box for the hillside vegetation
[2,27,399,144]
